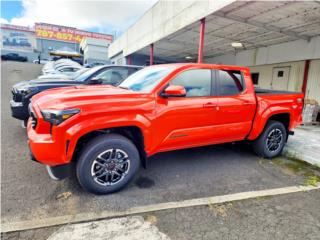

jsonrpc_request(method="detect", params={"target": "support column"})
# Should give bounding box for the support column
[197,18,206,63]
[126,55,132,65]
[302,59,310,97]
[150,43,154,65]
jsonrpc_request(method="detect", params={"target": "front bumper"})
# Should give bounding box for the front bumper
[10,100,29,120]
[28,143,71,180]
[27,119,68,166]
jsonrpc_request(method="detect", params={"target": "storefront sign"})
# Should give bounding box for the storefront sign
[1,24,35,51]
[35,23,113,43]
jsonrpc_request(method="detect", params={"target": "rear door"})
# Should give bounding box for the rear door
[154,68,219,152]
[215,69,256,141]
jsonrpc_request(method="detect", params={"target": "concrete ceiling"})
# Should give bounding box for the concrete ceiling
[135,1,320,61]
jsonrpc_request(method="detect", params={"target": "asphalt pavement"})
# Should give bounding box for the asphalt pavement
[1,62,320,239]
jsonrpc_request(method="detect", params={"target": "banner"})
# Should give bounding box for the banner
[35,23,113,43]
[1,24,35,51]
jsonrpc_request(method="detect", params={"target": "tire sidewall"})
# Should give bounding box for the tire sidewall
[76,134,140,194]
[261,121,287,158]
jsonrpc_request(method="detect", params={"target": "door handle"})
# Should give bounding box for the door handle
[203,102,217,108]
[243,101,252,106]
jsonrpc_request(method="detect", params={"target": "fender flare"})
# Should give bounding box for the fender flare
[64,114,152,162]
[248,106,292,140]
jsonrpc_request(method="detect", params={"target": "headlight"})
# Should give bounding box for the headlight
[16,87,38,96]
[41,109,80,125]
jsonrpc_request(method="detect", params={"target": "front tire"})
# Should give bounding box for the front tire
[252,120,287,158]
[76,134,140,194]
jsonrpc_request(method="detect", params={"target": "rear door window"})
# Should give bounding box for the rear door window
[217,70,245,96]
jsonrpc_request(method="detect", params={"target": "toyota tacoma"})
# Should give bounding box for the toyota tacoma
[27,63,304,194]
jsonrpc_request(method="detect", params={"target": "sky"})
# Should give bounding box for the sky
[0,0,158,37]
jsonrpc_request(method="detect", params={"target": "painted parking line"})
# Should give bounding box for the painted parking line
[2,184,320,233]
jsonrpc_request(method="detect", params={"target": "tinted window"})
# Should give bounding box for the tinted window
[95,68,130,85]
[170,69,211,97]
[278,71,284,77]
[251,73,259,85]
[60,67,78,72]
[218,70,244,96]
[74,66,104,81]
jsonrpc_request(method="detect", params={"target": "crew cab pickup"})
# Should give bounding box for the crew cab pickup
[27,63,304,194]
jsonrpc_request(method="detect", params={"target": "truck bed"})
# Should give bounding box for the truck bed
[255,88,301,95]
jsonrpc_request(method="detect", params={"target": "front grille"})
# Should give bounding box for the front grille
[28,104,37,129]
[12,89,22,102]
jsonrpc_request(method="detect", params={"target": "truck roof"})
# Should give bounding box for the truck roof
[149,63,250,72]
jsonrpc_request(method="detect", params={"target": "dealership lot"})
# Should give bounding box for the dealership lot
[1,62,320,234]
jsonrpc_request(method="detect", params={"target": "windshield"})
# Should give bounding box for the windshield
[74,66,104,81]
[71,68,89,79]
[119,66,175,92]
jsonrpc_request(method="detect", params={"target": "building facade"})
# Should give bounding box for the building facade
[79,38,111,64]
[1,23,113,63]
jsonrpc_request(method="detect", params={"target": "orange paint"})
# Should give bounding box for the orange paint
[27,63,304,166]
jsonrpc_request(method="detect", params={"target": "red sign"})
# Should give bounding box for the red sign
[35,23,113,43]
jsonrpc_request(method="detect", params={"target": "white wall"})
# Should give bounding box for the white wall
[306,59,320,103]
[110,53,127,65]
[205,36,320,66]
[249,61,305,91]
[80,38,110,63]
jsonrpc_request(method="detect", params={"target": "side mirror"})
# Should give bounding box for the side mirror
[161,85,186,98]
[88,77,103,84]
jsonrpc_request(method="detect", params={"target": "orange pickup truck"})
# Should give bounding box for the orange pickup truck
[27,63,304,194]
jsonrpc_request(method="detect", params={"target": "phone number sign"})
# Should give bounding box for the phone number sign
[35,23,113,43]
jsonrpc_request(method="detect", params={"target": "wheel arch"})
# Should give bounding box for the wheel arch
[248,109,292,140]
[64,114,151,168]
[268,113,290,131]
[70,125,148,168]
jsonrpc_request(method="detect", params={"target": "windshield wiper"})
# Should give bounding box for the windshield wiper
[118,86,130,90]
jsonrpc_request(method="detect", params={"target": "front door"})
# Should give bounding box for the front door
[271,67,290,90]
[153,68,219,153]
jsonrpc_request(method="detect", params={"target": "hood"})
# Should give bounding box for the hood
[32,85,149,111]
[38,73,71,79]
[28,78,76,85]
[13,78,79,91]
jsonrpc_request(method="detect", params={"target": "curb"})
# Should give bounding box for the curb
[2,184,320,233]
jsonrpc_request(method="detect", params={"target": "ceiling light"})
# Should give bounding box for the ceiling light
[231,42,244,48]
[185,56,193,59]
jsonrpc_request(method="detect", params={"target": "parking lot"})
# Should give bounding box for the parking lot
[1,62,320,239]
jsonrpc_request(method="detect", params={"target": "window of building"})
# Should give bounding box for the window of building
[218,70,244,96]
[251,73,259,85]
[170,69,212,97]
[278,71,284,77]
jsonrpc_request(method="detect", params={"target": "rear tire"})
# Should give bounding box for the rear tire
[76,134,140,194]
[252,120,287,158]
